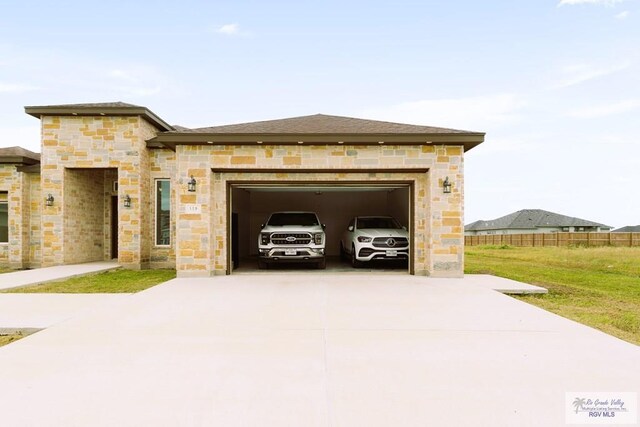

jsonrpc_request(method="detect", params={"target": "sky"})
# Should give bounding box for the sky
[1,0,638,228]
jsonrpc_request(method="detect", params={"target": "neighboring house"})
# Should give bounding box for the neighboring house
[465,209,612,236]
[612,225,640,233]
[0,102,485,278]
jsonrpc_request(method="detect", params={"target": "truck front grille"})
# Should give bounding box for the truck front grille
[270,233,312,245]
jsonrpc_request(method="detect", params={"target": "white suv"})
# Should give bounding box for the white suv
[258,211,326,269]
[340,216,409,267]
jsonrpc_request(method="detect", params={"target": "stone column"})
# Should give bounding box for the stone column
[8,170,28,269]
[175,145,212,277]
[429,146,464,277]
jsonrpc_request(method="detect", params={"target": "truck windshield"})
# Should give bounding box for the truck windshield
[268,213,319,226]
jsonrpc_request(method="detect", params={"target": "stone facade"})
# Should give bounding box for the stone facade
[174,144,464,277]
[1,103,482,278]
[39,116,156,269]
[0,164,40,269]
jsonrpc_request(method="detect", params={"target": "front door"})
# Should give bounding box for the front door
[111,196,118,259]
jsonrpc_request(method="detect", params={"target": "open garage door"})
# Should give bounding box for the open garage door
[229,182,412,274]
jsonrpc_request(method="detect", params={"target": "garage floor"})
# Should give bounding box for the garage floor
[234,256,409,274]
[0,274,638,426]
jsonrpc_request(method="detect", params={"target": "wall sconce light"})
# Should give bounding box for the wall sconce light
[45,193,54,206]
[123,194,131,208]
[188,176,197,192]
[443,177,452,194]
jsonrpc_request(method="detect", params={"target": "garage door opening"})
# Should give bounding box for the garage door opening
[228,182,413,274]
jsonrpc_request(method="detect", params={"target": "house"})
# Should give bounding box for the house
[0,102,485,277]
[465,209,612,236]
[612,225,640,233]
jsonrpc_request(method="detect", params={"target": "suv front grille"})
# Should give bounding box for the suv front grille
[270,233,312,245]
[372,237,409,248]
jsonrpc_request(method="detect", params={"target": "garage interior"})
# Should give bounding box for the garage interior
[229,183,411,273]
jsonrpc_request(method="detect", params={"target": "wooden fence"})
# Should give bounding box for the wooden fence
[465,232,640,248]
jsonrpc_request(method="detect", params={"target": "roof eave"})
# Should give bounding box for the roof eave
[147,132,485,151]
[0,156,40,166]
[24,106,174,132]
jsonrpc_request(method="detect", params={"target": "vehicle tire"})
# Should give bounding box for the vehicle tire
[258,259,268,269]
[339,243,347,261]
[316,258,326,269]
[351,246,362,268]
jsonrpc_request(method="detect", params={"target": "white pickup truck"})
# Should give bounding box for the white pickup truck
[257,211,326,269]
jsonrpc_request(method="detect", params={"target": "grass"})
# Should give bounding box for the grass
[0,267,14,274]
[0,332,25,347]
[465,245,640,345]
[0,269,176,294]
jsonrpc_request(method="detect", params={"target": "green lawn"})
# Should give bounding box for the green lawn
[0,267,14,274]
[0,269,176,294]
[465,245,640,345]
[0,333,24,347]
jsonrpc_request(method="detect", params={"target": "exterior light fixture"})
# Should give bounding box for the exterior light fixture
[188,176,197,192]
[45,193,54,206]
[443,177,452,194]
[123,194,131,208]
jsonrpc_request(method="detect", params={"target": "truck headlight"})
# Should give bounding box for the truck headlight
[357,236,372,243]
[261,233,270,245]
[314,233,323,245]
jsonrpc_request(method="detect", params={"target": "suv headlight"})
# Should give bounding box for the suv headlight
[314,233,323,245]
[261,233,270,245]
[357,236,372,243]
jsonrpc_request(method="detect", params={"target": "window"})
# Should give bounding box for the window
[0,192,7,243]
[155,180,170,246]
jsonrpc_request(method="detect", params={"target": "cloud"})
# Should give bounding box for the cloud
[216,23,240,35]
[558,0,625,6]
[360,94,526,131]
[567,99,640,118]
[615,10,630,18]
[0,83,38,93]
[553,62,629,88]
[105,66,168,97]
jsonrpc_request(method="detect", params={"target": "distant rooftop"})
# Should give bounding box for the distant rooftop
[465,209,611,231]
[612,225,640,233]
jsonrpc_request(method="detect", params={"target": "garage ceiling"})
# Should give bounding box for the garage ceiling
[232,183,410,192]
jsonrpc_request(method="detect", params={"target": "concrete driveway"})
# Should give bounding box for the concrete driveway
[0,274,638,426]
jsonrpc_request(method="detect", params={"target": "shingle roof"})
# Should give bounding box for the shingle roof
[181,114,478,135]
[612,225,640,233]
[25,101,143,109]
[0,146,41,164]
[24,102,173,132]
[465,209,611,231]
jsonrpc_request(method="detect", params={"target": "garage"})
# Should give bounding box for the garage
[19,104,483,277]
[228,181,412,273]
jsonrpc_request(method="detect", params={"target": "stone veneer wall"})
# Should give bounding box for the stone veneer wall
[0,165,42,269]
[63,169,105,263]
[40,116,159,269]
[0,164,14,266]
[175,144,464,277]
